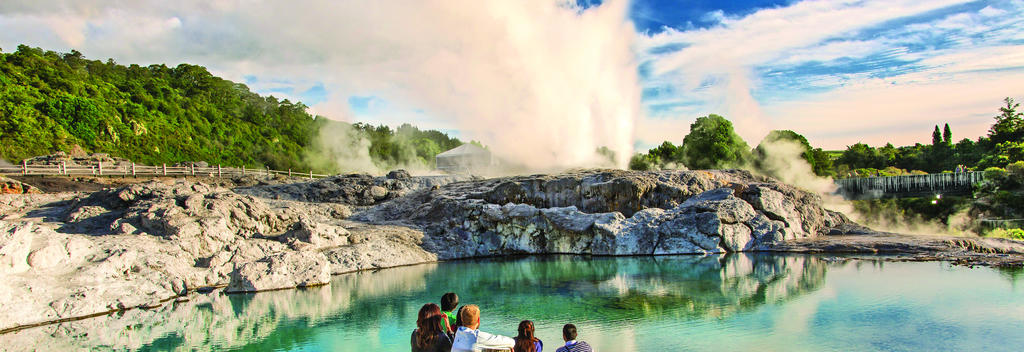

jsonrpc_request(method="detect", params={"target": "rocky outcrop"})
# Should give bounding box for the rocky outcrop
[0,178,438,332]
[227,251,332,292]
[235,172,470,206]
[0,176,40,195]
[8,168,1014,335]
[361,169,848,258]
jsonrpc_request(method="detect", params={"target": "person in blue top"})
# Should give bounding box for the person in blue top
[513,320,543,352]
[555,324,592,352]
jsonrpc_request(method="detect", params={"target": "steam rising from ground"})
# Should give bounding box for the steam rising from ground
[291,0,643,172]
[751,139,971,236]
[750,139,835,195]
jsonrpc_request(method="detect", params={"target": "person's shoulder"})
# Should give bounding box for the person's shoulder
[555,346,568,352]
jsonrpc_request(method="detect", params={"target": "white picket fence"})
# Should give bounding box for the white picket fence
[0,160,331,179]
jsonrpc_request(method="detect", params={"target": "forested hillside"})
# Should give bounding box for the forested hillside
[0,45,462,172]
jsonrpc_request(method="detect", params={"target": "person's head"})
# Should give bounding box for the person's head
[562,324,578,342]
[458,304,481,329]
[417,303,442,328]
[514,320,538,352]
[441,292,459,312]
[454,306,464,328]
[415,303,444,349]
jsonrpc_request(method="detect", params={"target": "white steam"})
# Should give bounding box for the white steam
[751,139,835,194]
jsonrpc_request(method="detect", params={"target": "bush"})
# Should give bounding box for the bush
[1006,161,1024,182]
[985,228,1024,240]
[983,167,1007,182]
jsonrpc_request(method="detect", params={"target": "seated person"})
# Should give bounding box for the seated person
[555,324,592,352]
[411,303,453,352]
[441,292,459,332]
[451,304,515,352]
[514,320,543,352]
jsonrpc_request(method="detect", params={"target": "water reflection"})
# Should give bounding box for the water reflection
[4,254,829,351]
[2,263,439,351]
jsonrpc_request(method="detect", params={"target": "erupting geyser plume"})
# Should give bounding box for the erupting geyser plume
[306,0,644,171]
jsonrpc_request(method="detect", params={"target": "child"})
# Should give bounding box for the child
[440,292,459,332]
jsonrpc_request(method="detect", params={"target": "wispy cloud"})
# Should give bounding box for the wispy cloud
[636,0,1024,149]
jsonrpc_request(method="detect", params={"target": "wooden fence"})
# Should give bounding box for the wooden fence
[0,160,331,179]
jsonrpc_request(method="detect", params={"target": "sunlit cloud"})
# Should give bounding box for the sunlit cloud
[636,0,1024,149]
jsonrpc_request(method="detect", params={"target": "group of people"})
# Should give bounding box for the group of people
[411,292,594,352]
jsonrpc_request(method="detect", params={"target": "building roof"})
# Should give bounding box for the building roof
[436,143,489,158]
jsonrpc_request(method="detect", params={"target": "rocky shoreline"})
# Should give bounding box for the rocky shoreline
[1,169,1022,333]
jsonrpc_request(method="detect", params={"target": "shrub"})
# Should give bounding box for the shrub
[983,167,1007,182]
[985,228,1024,241]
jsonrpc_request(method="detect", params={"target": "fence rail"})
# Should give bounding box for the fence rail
[834,171,984,199]
[0,161,331,179]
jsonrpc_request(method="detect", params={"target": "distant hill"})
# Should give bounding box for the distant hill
[0,45,461,173]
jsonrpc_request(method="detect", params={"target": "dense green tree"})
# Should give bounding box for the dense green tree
[649,141,683,164]
[990,97,1023,145]
[943,123,952,145]
[681,114,750,169]
[0,45,462,173]
[837,143,885,170]
[628,153,660,171]
[932,125,942,146]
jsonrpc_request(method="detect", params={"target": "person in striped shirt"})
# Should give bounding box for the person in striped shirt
[555,324,593,352]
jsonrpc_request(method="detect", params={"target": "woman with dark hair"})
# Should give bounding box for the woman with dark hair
[513,320,543,352]
[411,303,453,352]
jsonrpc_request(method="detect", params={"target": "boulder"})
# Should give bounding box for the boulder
[0,176,40,195]
[279,219,350,250]
[386,169,412,180]
[0,221,33,274]
[226,252,332,293]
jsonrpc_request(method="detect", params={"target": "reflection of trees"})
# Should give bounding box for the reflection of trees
[1,255,828,350]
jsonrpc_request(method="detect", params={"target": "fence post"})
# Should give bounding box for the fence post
[162,164,167,176]
[218,164,222,178]
[241,166,245,176]
[266,166,270,176]
[60,161,66,175]
[288,169,292,177]
[190,164,195,176]
[131,163,136,177]
[21,160,27,175]
[309,170,313,179]
[98,161,103,176]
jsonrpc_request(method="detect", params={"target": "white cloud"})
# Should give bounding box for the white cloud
[637,0,1024,148]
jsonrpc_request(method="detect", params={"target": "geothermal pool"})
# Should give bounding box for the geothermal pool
[5,254,1023,351]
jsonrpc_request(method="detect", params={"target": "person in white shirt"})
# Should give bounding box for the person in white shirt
[450,304,515,352]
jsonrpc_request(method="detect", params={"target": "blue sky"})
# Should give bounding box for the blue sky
[1,0,1023,162]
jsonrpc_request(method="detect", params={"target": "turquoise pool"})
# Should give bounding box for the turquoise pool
[6,254,1023,351]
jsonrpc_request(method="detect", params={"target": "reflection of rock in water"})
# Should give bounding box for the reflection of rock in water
[1,255,826,350]
[0,263,437,351]
[591,254,825,321]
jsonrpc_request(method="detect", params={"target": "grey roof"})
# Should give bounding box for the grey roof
[436,143,489,157]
